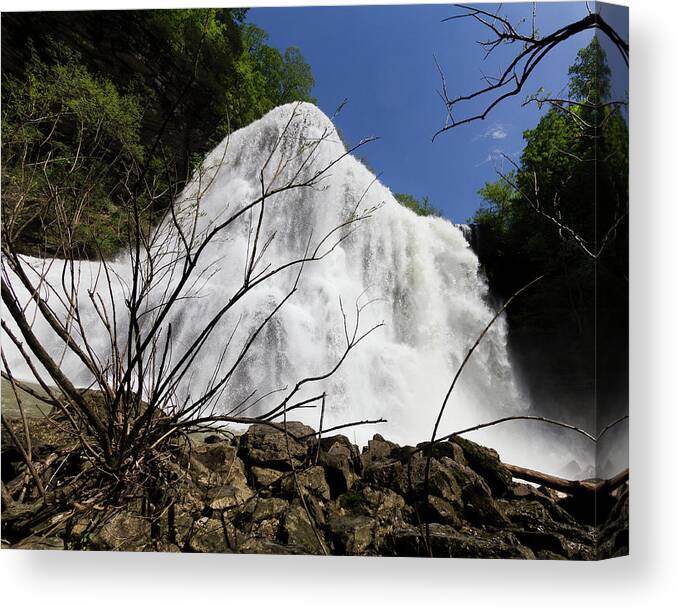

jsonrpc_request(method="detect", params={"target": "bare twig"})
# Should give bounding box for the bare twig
[434,5,628,138]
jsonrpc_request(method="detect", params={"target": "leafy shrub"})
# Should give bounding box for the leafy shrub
[2,51,145,257]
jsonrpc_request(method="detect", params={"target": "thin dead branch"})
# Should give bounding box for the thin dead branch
[434,4,628,138]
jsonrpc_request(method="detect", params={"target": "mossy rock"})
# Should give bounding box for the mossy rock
[453,436,513,497]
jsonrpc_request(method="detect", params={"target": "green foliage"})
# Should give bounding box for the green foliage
[472,36,628,283]
[144,9,245,150]
[2,53,145,257]
[339,488,367,510]
[473,38,628,416]
[67,531,94,551]
[226,24,316,126]
[1,9,317,258]
[4,53,142,154]
[470,36,628,409]
[568,35,611,103]
[394,192,440,217]
[474,179,517,231]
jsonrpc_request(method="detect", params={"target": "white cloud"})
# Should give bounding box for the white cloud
[475,148,521,169]
[476,147,505,167]
[485,124,508,140]
[471,123,509,144]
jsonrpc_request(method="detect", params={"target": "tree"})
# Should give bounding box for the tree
[470,36,628,432]
[568,35,611,103]
[473,35,628,273]
[512,37,628,261]
[228,24,316,126]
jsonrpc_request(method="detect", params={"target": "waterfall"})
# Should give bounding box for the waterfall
[456,223,474,245]
[2,103,591,476]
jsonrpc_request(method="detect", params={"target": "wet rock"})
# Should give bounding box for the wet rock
[317,434,360,457]
[536,550,567,560]
[415,440,467,465]
[282,502,327,554]
[239,538,297,555]
[426,495,462,527]
[510,482,538,499]
[360,434,398,470]
[193,446,253,511]
[362,450,423,497]
[191,441,239,472]
[248,497,289,522]
[361,485,408,523]
[90,511,151,552]
[250,518,281,540]
[235,496,287,541]
[513,530,572,558]
[442,458,509,527]
[1,414,617,559]
[390,524,535,559]
[499,498,595,558]
[328,514,375,554]
[280,421,318,443]
[155,541,181,553]
[163,472,207,548]
[187,517,233,553]
[501,499,590,540]
[317,441,359,497]
[428,458,464,506]
[335,484,409,546]
[280,465,331,501]
[509,483,577,524]
[168,507,197,550]
[12,535,64,550]
[240,423,310,470]
[597,484,629,559]
[206,479,253,511]
[361,449,507,528]
[250,466,285,489]
[453,436,513,497]
[537,485,565,502]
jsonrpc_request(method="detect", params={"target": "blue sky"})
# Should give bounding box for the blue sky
[249,2,628,222]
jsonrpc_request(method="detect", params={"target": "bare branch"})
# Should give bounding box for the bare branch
[434,6,628,138]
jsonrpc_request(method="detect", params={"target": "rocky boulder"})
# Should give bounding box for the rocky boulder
[317,436,360,497]
[2,417,626,560]
[90,511,151,552]
[239,422,314,470]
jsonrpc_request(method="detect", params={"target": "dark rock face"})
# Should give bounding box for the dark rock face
[452,437,514,497]
[392,524,536,559]
[317,437,360,497]
[596,485,629,559]
[3,419,628,559]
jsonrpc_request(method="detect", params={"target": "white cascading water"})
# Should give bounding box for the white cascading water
[2,103,592,476]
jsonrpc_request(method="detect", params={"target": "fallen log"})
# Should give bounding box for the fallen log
[505,463,629,496]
